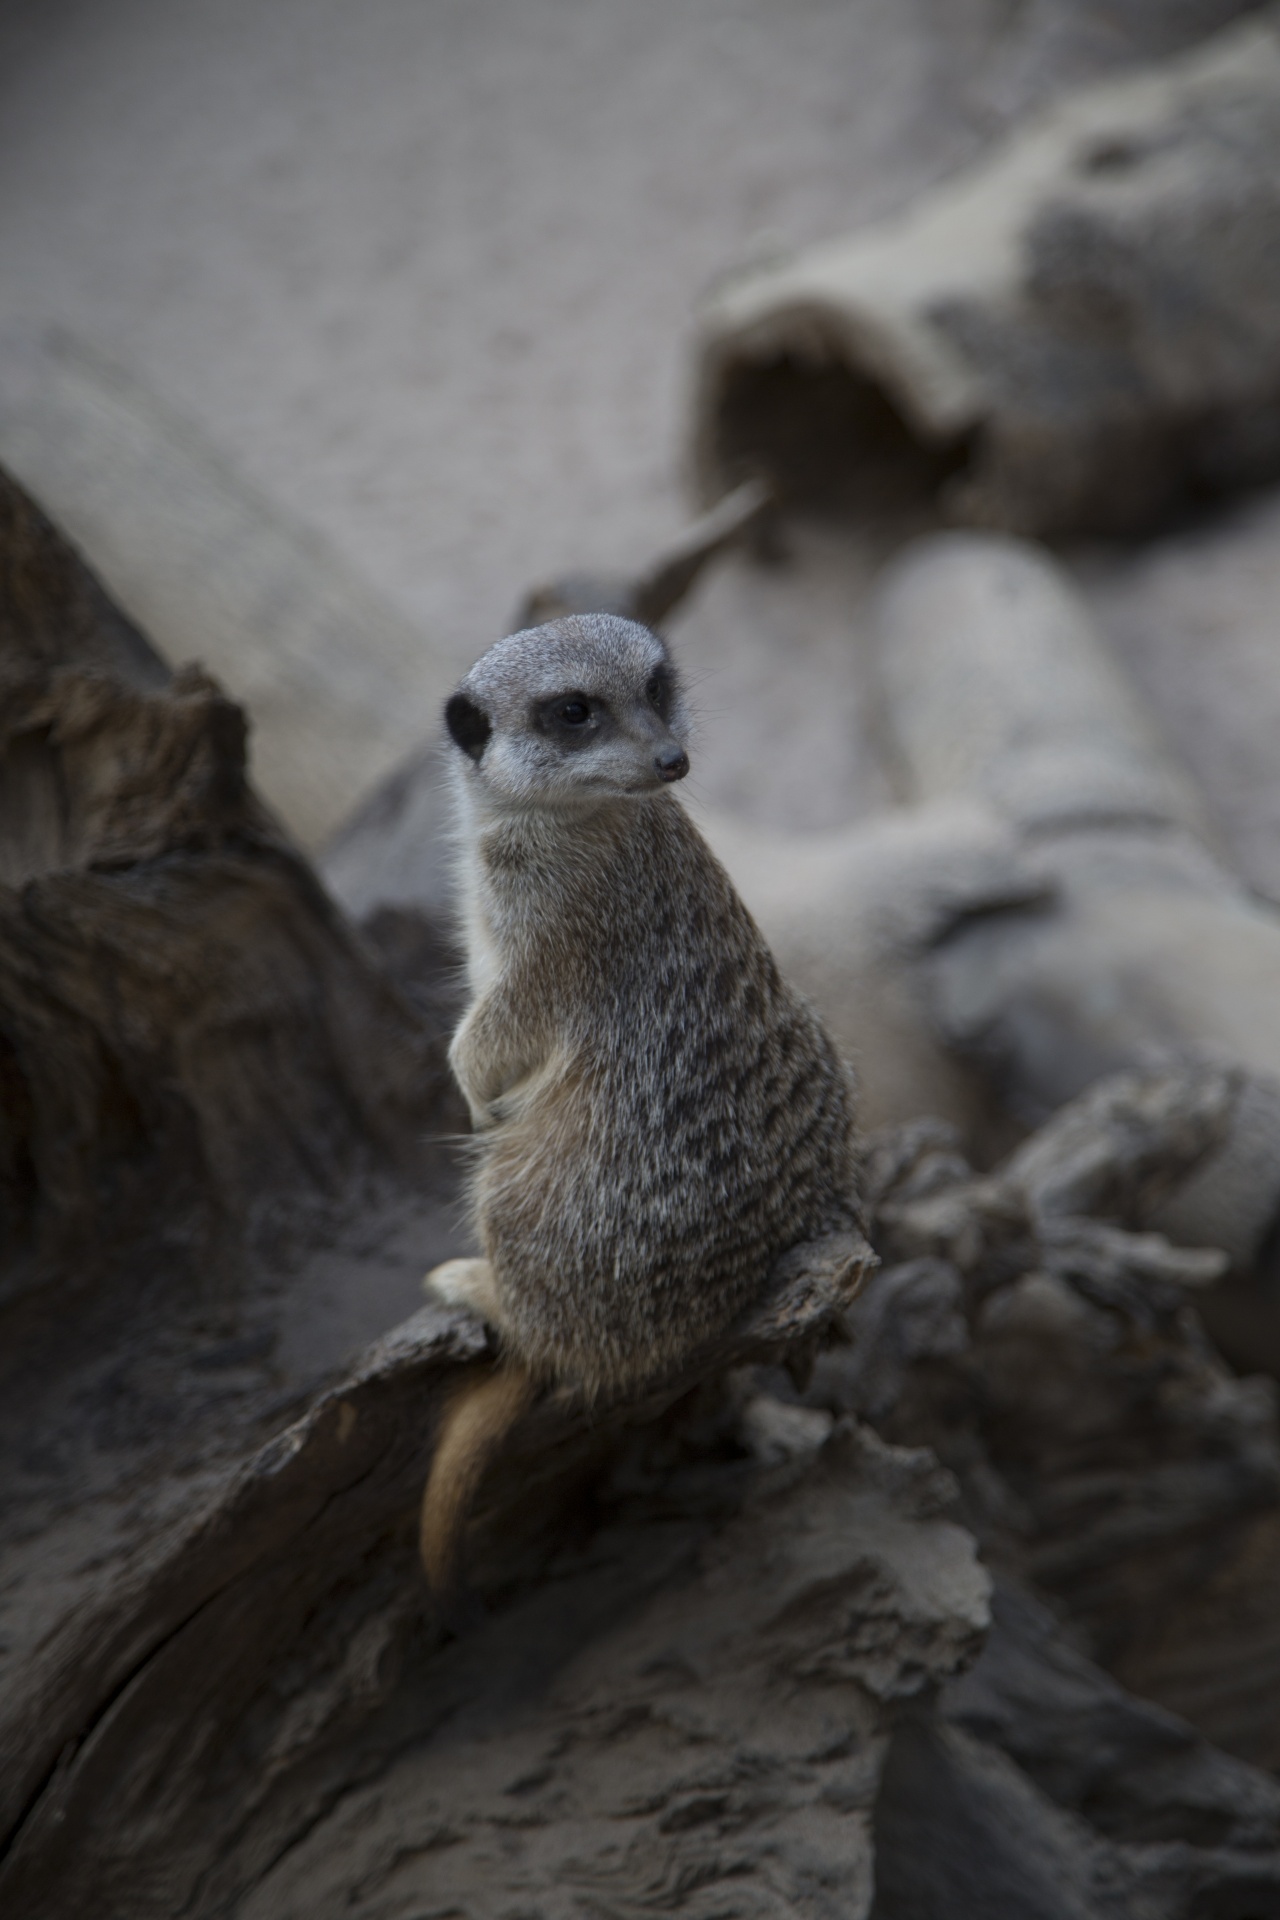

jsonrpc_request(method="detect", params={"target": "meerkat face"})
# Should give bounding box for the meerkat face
[444,614,691,810]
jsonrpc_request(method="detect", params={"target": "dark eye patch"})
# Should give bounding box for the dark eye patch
[535,690,606,741]
[646,665,673,716]
[445,692,492,761]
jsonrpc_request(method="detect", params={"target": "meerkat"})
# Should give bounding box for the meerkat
[420,612,860,1591]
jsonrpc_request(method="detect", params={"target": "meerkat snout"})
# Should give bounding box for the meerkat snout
[655,743,689,782]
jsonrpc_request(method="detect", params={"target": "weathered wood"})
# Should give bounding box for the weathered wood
[0,466,448,1300]
[873,533,1280,1279]
[693,14,1280,536]
[6,465,1280,1918]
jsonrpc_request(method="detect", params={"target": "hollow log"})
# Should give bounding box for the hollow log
[692,12,1280,535]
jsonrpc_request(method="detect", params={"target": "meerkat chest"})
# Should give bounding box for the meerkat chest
[462,828,583,1022]
[457,855,503,997]
[463,806,683,1045]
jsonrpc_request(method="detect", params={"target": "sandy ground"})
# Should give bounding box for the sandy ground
[3,0,1278,882]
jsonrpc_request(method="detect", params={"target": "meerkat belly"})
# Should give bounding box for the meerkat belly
[461,812,857,1395]
[474,1023,843,1394]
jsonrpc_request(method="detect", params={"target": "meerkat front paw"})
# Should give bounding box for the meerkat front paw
[424,1256,504,1327]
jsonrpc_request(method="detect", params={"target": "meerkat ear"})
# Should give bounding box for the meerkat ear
[445,693,492,761]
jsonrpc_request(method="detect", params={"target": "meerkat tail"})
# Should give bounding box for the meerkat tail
[419,1363,535,1595]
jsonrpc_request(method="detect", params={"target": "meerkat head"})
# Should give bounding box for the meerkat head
[444,614,691,810]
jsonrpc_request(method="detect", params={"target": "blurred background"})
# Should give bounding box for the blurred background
[4,0,1278,885]
[12,13,1280,1912]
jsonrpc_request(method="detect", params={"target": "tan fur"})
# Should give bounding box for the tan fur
[420,615,860,1593]
[419,1364,535,1593]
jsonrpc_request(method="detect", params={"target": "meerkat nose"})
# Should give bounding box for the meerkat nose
[655,745,690,783]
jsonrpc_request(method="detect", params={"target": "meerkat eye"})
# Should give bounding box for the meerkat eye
[646,668,672,715]
[536,691,601,737]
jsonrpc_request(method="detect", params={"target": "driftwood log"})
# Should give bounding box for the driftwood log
[873,534,1280,1275]
[692,9,1280,536]
[7,467,1280,1918]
